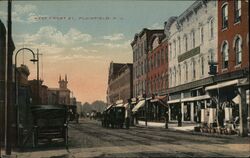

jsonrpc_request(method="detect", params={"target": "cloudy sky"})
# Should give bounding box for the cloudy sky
[0,0,194,103]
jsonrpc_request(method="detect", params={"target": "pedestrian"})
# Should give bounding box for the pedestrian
[178,111,182,127]
[165,110,169,129]
[125,104,131,129]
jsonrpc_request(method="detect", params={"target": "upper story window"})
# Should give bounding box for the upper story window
[192,31,195,48]
[235,36,242,65]
[234,0,241,23]
[161,49,164,65]
[200,57,204,76]
[178,37,181,55]
[185,63,188,81]
[222,4,228,29]
[210,19,214,39]
[165,46,168,62]
[192,60,196,79]
[200,27,204,44]
[222,41,229,69]
[184,35,188,52]
[169,44,172,59]
[173,40,176,57]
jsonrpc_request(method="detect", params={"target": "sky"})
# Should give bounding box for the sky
[0,0,194,104]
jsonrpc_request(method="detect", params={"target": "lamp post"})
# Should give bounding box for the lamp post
[14,47,37,146]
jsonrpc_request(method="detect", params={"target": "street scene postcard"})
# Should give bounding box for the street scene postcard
[0,0,249,158]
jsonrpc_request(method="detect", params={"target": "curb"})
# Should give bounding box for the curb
[134,124,241,139]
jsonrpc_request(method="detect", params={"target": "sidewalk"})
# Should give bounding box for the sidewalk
[136,121,195,132]
[135,121,247,138]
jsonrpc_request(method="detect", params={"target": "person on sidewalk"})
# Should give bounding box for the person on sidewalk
[165,110,169,129]
[178,111,182,127]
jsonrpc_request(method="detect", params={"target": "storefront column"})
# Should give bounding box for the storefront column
[191,102,194,122]
[238,87,248,137]
[168,107,171,121]
[181,102,184,122]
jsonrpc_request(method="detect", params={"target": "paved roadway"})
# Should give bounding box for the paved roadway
[16,119,250,158]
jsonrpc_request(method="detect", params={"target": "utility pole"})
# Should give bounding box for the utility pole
[37,49,40,105]
[5,0,14,155]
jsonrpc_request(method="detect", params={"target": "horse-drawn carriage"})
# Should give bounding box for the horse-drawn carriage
[102,105,125,128]
[31,104,68,147]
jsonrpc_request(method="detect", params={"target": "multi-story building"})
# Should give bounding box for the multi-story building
[47,75,71,105]
[148,33,168,96]
[106,62,133,105]
[166,1,218,122]
[131,28,164,98]
[205,0,249,135]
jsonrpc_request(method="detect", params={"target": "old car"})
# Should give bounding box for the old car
[31,104,68,147]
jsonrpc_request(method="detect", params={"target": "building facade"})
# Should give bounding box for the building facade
[131,29,164,98]
[106,62,133,105]
[47,75,71,105]
[166,1,218,122]
[204,0,249,135]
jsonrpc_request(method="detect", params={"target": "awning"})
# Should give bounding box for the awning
[181,94,210,102]
[233,90,249,104]
[123,103,129,109]
[150,95,167,103]
[132,100,145,112]
[115,103,124,107]
[167,99,181,104]
[105,104,113,111]
[205,79,239,91]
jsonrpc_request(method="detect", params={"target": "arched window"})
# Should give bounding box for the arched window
[192,31,195,48]
[222,42,229,69]
[169,43,172,59]
[185,63,188,82]
[192,60,196,79]
[234,0,241,23]
[200,27,204,44]
[235,37,242,65]
[200,57,204,76]
[222,4,228,29]
[184,35,188,52]
[210,19,214,38]
[178,65,181,85]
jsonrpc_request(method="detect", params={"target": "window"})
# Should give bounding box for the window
[192,60,196,79]
[210,19,214,38]
[184,35,188,52]
[169,44,172,59]
[161,49,164,65]
[157,52,160,67]
[222,42,229,69]
[234,0,241,23]
[200,27,204,44]
[165,46,168,62]
[174,40,176,57]
[178,65,181,85]
[222,4,228,29]
[192,31,195,48]
[174,67,176,86]
[235,37,242,65]
[178,37,181,54]
[185,63,188,81]
[201,57,204,76]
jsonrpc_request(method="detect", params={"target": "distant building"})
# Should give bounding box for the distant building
[106,62,133,105]
[28,79,45,105]
[48,75,70,105]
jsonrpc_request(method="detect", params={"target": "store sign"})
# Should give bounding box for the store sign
[178,46,200,62]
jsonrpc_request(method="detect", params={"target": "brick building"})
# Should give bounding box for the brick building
[106,62,133,105]
[131,29,164,98]
[205,0,249,136]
